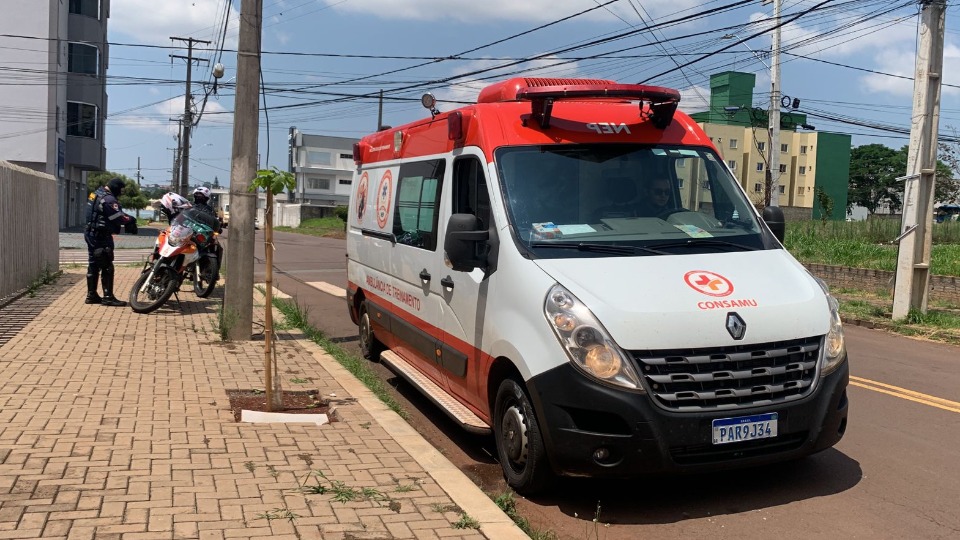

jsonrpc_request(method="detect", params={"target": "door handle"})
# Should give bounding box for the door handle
[440,276,455,290]
[419,269,431,283]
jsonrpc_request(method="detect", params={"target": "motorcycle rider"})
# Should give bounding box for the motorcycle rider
[191,186,223,282]
[85,178,138,306]
[156,192,191,224]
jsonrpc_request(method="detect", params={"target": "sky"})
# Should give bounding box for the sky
[102,0,960,187]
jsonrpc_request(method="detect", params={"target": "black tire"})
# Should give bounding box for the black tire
[358,302,384,361]
[129,266,178,314]
[493,378,552,495]
[193,258,217,298]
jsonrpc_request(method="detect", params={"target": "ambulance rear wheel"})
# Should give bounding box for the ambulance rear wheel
[358,302,384,361]
[494,378,551,495]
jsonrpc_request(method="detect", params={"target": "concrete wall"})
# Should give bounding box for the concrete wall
[0,161,59,299]
[805,263,960,304]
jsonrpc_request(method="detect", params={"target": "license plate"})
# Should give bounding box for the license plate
[712,413,778,445]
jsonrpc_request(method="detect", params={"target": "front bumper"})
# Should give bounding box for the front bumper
[526,357,849,477]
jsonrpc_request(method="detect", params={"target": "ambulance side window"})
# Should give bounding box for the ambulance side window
[452,157,491,229]
[393,159,445,251]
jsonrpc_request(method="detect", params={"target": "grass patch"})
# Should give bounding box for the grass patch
[26,266,61,297]
[492,492,558,540]
[276,217,345,239]
[784,221,960,276]
[831,287,960,346]
[273,297,407,419]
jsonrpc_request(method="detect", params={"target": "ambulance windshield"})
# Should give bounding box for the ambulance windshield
[495,144,771,257]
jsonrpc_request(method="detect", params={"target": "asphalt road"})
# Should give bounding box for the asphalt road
[246,229,960,540]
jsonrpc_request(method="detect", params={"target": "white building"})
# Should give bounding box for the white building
[0,0,109,228]
[288,129,357,209]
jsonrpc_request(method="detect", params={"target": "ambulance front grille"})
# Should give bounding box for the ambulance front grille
[630,336,822,412]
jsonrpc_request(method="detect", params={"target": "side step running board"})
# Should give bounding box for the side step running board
[380,350,491,435]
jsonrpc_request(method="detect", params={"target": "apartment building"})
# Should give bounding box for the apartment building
[691,71,851,220]
[0,0,108,228]
[287,128,358,208]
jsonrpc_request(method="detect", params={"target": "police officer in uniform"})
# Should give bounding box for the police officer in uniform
[85,178,137,306]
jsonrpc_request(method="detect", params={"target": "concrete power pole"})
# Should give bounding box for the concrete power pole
[224,0,263,341]
[766,0,782,207]
[170,36,210,197]
[892,0,946,320]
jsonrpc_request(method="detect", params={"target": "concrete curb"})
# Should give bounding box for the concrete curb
[258,289,529,540]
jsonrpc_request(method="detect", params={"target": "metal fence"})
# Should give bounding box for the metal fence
[0,161,59,300]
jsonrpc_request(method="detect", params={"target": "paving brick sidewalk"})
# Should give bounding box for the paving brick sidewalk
[0,268,525,539]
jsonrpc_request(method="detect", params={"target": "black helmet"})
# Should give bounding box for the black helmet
[108,178,125,197]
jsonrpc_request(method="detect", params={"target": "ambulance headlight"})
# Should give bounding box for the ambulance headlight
[821,294,846,376]
[544,284,643,391]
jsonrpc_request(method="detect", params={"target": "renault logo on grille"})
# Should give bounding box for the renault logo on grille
[726,312,746,340]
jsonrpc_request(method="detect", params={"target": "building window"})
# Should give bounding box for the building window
[727,160,737,170]
[797,186,804,195]
[779,164,787,173]
[55,106,60,133]
[754,183,762,193]
[799,166,807,175]
[800,145,808,154]
[729,138,738,149]
[69,0,99,18]
[678,178,684,188]
[305,176,331,190]
[67,101,97,138]
[339,153,352,160]
[305,150,331,167]
[756,162,764,172]
[676,158,686,168]
[757,141,765,151]
[779,185,785,194]
[780,143,789,153]
[338,179,352,185]
[68,42,98,75]
[394,160,445,251]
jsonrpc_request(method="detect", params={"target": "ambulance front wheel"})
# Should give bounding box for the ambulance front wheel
[359,302,384,361]
[494,378,551,495]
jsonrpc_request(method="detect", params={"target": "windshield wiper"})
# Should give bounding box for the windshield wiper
[649,239,755,251]
[529,242,668,255]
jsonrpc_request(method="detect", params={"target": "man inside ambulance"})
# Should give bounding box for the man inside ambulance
[639,176,678,217]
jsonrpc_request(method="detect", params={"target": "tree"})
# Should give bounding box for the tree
[87,171,149,211]
[847,144,954,214]
[250,167,296,412]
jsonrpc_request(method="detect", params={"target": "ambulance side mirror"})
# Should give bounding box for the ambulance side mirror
[762,206,785,243]
[445,214,489,272]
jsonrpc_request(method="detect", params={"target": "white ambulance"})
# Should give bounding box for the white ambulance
[345,78,848,494]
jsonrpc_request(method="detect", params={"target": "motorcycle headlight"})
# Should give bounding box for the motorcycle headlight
[821,293,847,376]
[167,225,192,247]
[544,284,643,391]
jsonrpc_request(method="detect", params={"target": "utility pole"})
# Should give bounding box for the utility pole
[135,156,143,187]
[766,0,782,207]
[892,0,946,320]
[170,36,211,197]
[224,0,263,341]
[170,118,183,192]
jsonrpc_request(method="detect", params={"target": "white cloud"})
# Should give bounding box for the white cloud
[679,85,710,112]
[326,0,700,23]
[110,0,240,48]
[108,97,233,136]
[864,43,960,98]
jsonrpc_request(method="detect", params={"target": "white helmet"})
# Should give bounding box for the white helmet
[159,192,191,214]
[193,186,211,200]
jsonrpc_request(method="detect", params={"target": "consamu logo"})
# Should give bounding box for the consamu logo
[586,122,631,134]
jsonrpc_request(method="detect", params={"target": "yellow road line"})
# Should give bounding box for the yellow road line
[850,376,960,414]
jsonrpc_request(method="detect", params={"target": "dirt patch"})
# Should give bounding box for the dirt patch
[226,389,332,422]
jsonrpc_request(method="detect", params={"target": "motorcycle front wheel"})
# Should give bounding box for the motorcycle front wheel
[129,265,179,314]
[193,258,217,298]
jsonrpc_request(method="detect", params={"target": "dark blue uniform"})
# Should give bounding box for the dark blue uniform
[85,179,135,305]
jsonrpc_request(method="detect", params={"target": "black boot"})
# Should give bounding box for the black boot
[85,274,101,304]
[101,271,127,307]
